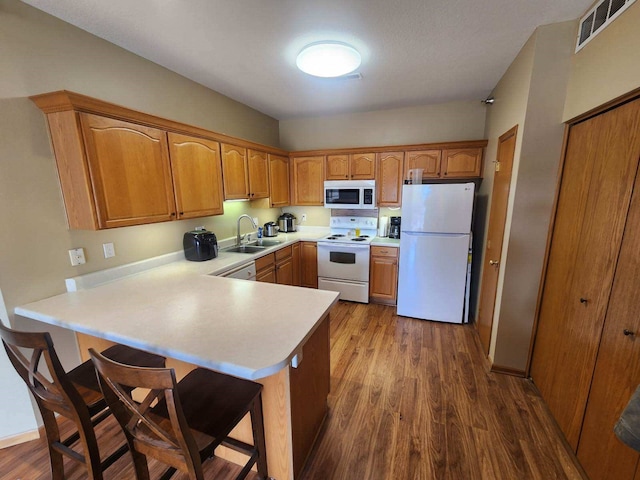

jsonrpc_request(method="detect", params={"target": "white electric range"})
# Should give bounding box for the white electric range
[317,216,378,303]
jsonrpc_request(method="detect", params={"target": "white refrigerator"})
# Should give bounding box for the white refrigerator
[397,182,475,323]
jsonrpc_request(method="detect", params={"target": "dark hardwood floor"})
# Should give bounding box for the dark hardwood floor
[0,301,585,479]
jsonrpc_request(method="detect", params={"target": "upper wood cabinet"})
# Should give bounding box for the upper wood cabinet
[442,148,483,178]
[350,153,376,179]
[221,143,249,200]
[268,154,290,208]
[291,156,325,206]
[30,90,290,229]
[80,113,176,229]
[326,153,375,180]
[404,150,442,180]
[376,152,404,207]
[248,149,269,199]
[168,133,224,219]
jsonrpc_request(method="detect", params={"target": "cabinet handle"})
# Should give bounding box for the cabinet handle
[624,329,635,336]
[179,211,184,215]
[579,298,588,305]
[171,212,176,217]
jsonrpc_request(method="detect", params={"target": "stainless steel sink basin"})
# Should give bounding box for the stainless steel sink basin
[254,239,282,247]
[225,245,267,254]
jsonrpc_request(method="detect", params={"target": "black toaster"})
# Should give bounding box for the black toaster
[183,229,218,261]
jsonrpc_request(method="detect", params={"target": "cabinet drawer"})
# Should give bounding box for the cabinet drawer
[255,253,275,271]
[275,245,293,262]
[371,246,398,258]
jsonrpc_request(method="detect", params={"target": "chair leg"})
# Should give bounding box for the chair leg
[128,439,152,480]
[250,394,269,480]
[41,408,65,480]
[74,412,104,480]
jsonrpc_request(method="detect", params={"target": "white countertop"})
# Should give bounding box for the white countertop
[371,237,401,247]
[15,230,339,381]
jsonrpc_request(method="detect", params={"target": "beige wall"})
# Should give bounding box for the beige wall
[487,22,576,371]
[563,1,640,121]
[0,0,282,438]
[279,101,487,151]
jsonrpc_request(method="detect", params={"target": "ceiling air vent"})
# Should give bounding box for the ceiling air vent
[576,0,636,51]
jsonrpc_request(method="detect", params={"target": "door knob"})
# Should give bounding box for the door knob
[624,329,635,336]
[489,260,499,266]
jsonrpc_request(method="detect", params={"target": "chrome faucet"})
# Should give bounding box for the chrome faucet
[236,214,258,246]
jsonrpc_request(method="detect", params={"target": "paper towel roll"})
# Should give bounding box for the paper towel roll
[378,216,389,237]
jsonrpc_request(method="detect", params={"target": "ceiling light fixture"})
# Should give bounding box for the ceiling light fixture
[296,42,361,78]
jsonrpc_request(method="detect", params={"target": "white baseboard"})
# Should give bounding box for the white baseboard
[0,428,40,449]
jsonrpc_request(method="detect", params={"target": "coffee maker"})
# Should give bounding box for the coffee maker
[389,217,401,239]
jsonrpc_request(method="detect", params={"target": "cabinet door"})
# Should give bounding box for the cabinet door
[405,150,441,179]
[256,266,276,283]
[221,143,248,200]
[168,133,224,219]
[292,242,301,286]
[376,152,404,207]
[531,98,640,449]
[292,156,325,206]
[268,154,290,207]
[350,152,376,180]
[80,113,175,229]
[577,167,640,480]
[441,148,482,178]
[326,155,349,180]
[276,256,294,285]
[369,247,398,303]
[248,149,269,199]
[300,242,318,288]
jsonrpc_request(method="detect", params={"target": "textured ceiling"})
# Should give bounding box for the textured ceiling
[22,0,593,120]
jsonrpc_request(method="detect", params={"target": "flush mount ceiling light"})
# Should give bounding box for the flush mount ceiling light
[296,42,361,78]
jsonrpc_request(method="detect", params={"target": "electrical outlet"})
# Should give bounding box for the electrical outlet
[301,213,307,222]
[68,248,86,266]
[103,242,116,258]
[252,217,259,226]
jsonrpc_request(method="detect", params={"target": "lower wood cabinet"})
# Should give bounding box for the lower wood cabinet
[292,242,301,286]
[275,246,294,285]
[369,245,399,304]
[300,242,318,288]
[255,254,276,283]
[255,245,296,285]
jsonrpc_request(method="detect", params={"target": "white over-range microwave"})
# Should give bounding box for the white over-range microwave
[324,180,376,209]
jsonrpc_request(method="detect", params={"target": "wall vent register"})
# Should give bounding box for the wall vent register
[576,0,636,51]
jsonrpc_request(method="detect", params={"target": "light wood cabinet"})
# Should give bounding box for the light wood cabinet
[442,148,483,178]
[326,153,375,180]
[530,96,640,480]
[221,143,249,200]
[168,133,224,219]
[300,242,318,288]
[268,154,290,208]
[291,156,325,206]
[325,154,350,180]
[376,152,404,207]
[80,113,176,229]
[404,150,442,180]
[255,254,276,283]
[248,149,269,199]
[275,246,294,285]
[369,246,399,304]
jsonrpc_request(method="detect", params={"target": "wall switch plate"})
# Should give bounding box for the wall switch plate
[252,217,259,226]
[301,213,307,222]
[69,248,86,266]
[103,242,115,258]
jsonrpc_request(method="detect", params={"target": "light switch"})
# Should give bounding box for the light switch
[103,243,116,258]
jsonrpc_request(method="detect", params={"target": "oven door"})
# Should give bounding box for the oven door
[317,242,370,282]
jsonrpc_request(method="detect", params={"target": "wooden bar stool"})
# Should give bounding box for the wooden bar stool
[89,348,270,480]
[0,323,166,480]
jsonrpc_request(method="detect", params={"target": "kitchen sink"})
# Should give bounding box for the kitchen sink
[253,239,282,247]
[225,245,267,254]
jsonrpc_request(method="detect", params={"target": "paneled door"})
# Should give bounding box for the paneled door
[530,97,640,451]
[476,126,517,354]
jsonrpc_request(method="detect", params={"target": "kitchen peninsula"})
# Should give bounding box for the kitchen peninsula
[14,246,339,480]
